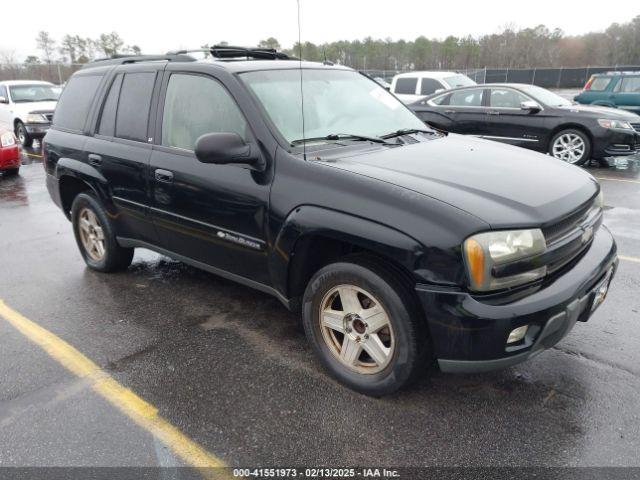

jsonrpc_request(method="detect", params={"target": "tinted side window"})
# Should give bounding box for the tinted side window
[98,74,123,137]
[620,77,640,93]
[449,89,484,107]
[115,72,156,142]
[395,78,418,95]
[590,77,611,91]
[420,78,443,95]
[489,88,528,108]
[161,74,248,151]
[0,85,7,99]
[53,74,103,131]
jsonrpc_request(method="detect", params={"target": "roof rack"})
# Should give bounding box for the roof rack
[209,45,293,60]
[81,54,196,69]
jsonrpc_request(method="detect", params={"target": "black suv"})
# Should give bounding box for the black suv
[44,47,618,396]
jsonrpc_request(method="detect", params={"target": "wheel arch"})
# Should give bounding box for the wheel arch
[548,123,594,152]
[271,206,425,306]
[56,158,108,219]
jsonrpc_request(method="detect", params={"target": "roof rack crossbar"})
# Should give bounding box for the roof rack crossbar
[209,45,292,60]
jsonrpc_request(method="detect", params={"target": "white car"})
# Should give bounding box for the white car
[0,80,60,147]
[390,71,476,104]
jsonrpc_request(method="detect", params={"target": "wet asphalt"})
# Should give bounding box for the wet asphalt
[1,144,640,470]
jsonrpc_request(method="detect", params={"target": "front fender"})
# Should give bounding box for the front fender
[270,205,426,298]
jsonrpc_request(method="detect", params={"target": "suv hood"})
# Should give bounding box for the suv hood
[559,103,640,121]
[322,134,598,228]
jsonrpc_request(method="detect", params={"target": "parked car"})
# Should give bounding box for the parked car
[45,48,617,396]
[0,80,60,147]
[390,71,476,104]
[0,129,20,176]
[574,72,640,114]
[410,83,640,165]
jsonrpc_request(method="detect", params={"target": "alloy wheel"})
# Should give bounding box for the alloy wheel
[552,133,586,164]
[319,284,395,374]
[78,208,106,261]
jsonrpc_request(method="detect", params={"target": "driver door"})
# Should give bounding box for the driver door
[149,71,272,285]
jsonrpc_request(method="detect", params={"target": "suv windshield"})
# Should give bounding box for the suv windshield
[241,69,426,144]
[519,85,571,107]
[9,84,60,103]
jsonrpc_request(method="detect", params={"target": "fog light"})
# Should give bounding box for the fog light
[507,325,528,344]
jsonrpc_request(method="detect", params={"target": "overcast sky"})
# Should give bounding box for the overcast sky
[1,0,638,60]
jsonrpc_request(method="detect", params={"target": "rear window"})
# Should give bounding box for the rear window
[53,75,103,131]
[115,72,156,142]
[589,77,612,91]
[394,77,418,95]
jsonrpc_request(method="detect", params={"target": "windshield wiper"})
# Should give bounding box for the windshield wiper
[38,98,59,101]
[381,128,437,139]
[291,133,393,146]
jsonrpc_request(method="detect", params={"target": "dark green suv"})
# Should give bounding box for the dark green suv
[574,72,640,114]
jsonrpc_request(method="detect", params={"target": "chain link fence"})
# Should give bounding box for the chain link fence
[363,65,640,88]
[2,62,640,88]
[0,63,84,84]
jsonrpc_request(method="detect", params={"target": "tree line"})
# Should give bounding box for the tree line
[2,15,639,72]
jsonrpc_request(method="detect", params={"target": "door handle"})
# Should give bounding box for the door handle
[88,154,102,166]
[487,110,500,115]
[444,110,455,114]
[154,169,174,183]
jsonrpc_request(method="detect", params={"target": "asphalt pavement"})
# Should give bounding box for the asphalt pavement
[1,145,640,473]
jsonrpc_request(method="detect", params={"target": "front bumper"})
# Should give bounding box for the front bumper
[24,123,50,137]
[596,128,640,157]
[416,226,618,373]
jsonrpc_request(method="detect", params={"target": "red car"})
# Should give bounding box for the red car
[0,129,20,176]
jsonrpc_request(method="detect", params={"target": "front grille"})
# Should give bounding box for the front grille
[542,200,593,243]
[543,200,603,275]
[631,122,640,133]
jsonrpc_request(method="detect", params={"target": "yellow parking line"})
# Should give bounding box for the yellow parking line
[595,176,640,185]
[0,299,227,478]
[620,255,640,264]
[23,152,43,159]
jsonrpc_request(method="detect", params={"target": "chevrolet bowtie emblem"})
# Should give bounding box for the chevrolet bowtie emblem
[581,225,594,244]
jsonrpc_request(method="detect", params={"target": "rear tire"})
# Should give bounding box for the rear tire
[71,192,134,272]
[3,168,19,176]
[302,256,431,396]
[549,129,591,166]
[15,122,33,148]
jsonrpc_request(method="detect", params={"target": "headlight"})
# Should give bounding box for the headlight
[0,131,16,147]
[26,113,49,123]
[463,229,547,292]
[597,119,633,130]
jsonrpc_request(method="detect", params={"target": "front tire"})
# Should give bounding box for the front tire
[15,122,33,148]
[3,167,19,176]
[549,129,591,165]
[71,192,134,272]
[302,257,431,396]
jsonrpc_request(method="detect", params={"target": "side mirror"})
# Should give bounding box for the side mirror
[521,100,541,112]
[195,132,264,171]
[0,96,8,104]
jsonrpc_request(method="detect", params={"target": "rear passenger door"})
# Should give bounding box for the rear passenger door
[84,65,161,244]
[438,87,488,135]
[148,70,272,285]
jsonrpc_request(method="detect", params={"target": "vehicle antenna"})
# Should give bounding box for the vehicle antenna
[297,0,307,161]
